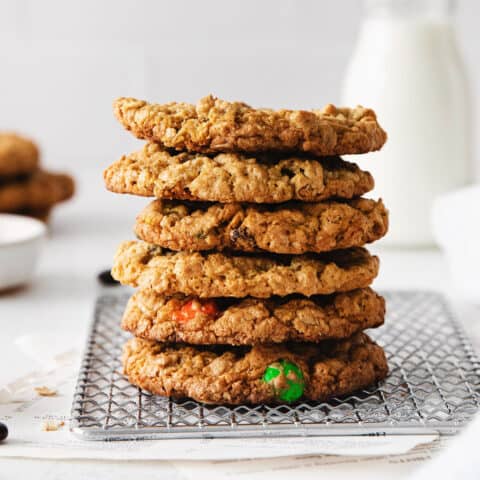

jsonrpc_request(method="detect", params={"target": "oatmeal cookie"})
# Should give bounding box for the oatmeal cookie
[122,332,388,404]
[121,287,385,345]
[14,207,52,222]
[0,133,39,178]
[135,198,388,254]
[113,96,387,157]
[104,143,374,203]
[0,171,74,212]
[112,241,379,298]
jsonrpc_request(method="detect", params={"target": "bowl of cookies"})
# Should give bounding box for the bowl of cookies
[0,213,46,291]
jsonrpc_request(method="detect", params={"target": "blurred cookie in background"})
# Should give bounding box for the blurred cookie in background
[0,171,74,213]
[0,132,39,178]
[13,207,52,222]
[0,132,74,221]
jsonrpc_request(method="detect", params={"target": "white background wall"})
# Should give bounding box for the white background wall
[0,0,478,218]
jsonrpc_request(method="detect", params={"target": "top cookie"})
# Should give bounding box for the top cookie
[113,96,387,157]
[0,133,39,178]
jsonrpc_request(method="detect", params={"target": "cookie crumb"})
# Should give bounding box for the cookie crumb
[42,420,64,432]
[35,386,57,397]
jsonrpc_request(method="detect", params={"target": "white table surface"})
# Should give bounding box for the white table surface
[1,205,479,479]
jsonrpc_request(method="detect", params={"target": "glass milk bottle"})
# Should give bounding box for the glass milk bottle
[341,0,471,247]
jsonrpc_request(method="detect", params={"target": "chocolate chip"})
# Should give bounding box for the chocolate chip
[0,422,8,442]
[97,269,120,286]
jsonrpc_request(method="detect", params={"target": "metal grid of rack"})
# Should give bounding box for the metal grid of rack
[70,291,480,440]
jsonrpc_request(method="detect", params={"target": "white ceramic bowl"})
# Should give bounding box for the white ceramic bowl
[0,214,46,290]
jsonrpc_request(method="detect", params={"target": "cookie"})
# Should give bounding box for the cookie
[122,332,388,404]
[121,287,385,345]
[14,207,52,222]
[0,133,39,178]
[104,143,374,203]
[112,241,379,298]
[135,198,388,254]
[0,171,75,213]
[113,96,387,157]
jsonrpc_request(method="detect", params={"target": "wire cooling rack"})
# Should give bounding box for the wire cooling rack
[70,291,480,440]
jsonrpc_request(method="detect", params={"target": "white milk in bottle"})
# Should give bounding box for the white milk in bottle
[341,0,471,247]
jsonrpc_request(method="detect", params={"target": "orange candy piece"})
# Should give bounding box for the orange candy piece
[172,299,219,323]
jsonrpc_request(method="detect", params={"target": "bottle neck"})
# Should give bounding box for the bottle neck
[364,0,454,20]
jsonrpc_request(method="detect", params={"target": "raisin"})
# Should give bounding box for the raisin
[230,227,252,242]
[280,168,295,178]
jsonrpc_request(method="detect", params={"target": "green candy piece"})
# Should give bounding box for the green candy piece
[262,359,305,403]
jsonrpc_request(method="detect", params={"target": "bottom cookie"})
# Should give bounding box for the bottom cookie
[122,333,388,405]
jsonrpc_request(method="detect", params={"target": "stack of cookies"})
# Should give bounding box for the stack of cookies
[104,95,389,405]
[0,133,74,221]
